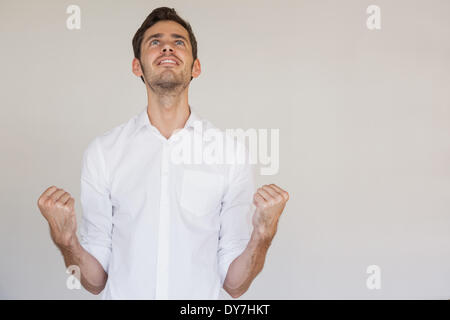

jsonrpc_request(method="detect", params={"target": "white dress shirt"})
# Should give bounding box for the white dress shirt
[79,106,255,299]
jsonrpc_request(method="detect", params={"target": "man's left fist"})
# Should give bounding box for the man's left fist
[252,184,289,244]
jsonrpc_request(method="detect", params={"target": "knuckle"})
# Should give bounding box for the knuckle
[67,199,75,209]
[44,198,55,207]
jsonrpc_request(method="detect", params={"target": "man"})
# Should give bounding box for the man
[37,7,289,299]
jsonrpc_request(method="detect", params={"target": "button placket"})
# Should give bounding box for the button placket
[155,142,171,299]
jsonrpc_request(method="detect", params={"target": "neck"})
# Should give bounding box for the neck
[146,86,191,139]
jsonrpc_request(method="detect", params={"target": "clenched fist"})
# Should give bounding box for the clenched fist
[37,186,77,249]
[252,184,289,244]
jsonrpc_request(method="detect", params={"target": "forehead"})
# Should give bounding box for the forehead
[143,20,190,40]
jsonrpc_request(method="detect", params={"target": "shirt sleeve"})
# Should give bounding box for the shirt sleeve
[217,147,256,288]
[79,137,113,273]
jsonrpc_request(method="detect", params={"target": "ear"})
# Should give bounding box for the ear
[191,58,201,79]
[132,58,143,77]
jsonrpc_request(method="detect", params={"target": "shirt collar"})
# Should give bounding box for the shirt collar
[134,105,201,137]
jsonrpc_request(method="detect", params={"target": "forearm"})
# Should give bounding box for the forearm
[222,230,271,298]
[57,236,108,295]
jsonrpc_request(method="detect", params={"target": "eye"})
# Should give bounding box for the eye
[175,40,185,46]
[150,39,159,46]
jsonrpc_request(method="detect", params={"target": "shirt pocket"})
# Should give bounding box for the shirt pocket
[180,169,225,217]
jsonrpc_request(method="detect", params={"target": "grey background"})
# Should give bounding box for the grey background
[1,0,449,299]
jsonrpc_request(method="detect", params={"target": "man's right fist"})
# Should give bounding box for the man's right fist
[37,186,77,249]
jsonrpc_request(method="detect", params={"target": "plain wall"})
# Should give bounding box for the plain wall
[0,0,449,299]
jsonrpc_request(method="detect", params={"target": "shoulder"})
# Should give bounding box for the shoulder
[83,111,141,159]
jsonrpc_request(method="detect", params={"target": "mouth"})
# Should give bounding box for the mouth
[157,58,180,67]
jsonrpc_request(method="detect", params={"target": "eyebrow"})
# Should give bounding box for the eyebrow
[145,33,189,44]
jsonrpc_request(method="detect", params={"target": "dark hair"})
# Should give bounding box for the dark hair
[132,7,198,83]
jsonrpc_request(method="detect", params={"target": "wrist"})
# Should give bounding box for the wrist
[57,234,81,255]
[251,228,273,249]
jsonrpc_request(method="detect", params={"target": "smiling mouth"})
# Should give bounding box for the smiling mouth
[157,59,179,67]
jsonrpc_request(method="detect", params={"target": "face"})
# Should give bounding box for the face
[132,20,201,94]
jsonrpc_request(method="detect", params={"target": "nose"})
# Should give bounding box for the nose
[162,45,174,53]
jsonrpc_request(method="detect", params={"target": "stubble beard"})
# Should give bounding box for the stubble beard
[142,62,191,96]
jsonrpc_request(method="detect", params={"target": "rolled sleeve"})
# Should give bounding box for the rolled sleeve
[79,137,113,273]
[217,154,256,287]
